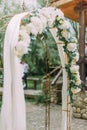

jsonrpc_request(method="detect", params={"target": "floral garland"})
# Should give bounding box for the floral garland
[14,7,82,102]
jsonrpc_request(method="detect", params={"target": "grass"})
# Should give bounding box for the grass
[27,75,43,90]
[27,75,53,90]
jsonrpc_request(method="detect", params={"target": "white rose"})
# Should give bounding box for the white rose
[26,23,38,36]
[71,60,76,65]
[67,43,77,52]
[70,65,79,73]
[71,37,78,43]
[71,87,81,94]
[60,20,70,30]
[75,73,81,85]
[15,41,28,58]
[31,16,44,34]
[76,71,80,78]
[61,29,70,39]
[76,79,81,85]
[73,52,79,61]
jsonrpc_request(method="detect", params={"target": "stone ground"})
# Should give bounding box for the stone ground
[26,102,87,130]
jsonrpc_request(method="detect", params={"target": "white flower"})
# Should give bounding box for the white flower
[19,29,31,44]
[59,20,70,30]
[48,19,55,27]
[73,52,79,61]
[76,79,81,85]
[26,23,38,36]
[71,37,78,43]
[39,7,54,19]
[31,16,44,34]
[39,15,47,28]
[39,7,64,19]
[47,8,64,27]
[70,65,79,73]
[71,87,81,94]
[67,43,77,52]
[20,25,27,31]
[76,72,81,79]
[61,29,70,39]
[71,60,76,65]
[73,72,81,85]
[39,7,64,27]
[15,41,28,58]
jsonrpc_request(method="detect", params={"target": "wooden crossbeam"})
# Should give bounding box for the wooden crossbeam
[51,0,73,7]
[51,68,62,86]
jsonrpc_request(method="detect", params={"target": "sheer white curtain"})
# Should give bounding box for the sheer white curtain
[50,28,72,130]
[0,12,28,130]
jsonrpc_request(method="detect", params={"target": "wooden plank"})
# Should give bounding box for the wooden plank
[51,0,73,7]
[24,89,42,98]
[51,69,62,86]
[27,77,40,81]
[43,66,61,79]
[27,77,40,90]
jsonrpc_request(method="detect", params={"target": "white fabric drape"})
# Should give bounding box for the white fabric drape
[0,12,28,130]
[50,28,71,130]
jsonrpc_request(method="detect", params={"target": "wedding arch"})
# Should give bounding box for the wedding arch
[0,7,82,130]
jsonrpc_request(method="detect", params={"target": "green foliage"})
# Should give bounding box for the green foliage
[22,29,60,75]
[37,0,47,7]
[35,92,50,104]
[0,0,22,68]
[53,13,82,102]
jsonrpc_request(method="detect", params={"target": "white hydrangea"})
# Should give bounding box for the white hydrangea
[70,65,79,73]
[67,43,77,52]
[39,7,55,19]
[39,15,47,28]
[39,7,64,19]
[26,23,38,36]
[61,29,70,39]
[31,16,44,34]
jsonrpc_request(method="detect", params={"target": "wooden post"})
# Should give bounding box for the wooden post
[74,2,87,82]
[79,9,85,82]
